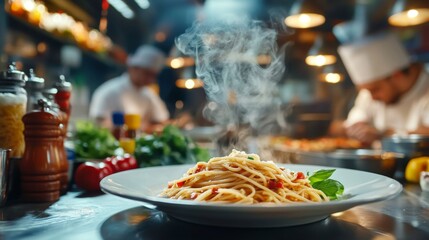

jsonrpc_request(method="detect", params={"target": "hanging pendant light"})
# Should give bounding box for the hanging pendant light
[388,0,429,27]
[319,64,344,84]
[284,0,325,29]
[167,46,195,69]
[175,66,204,89]
[306,33,337,67]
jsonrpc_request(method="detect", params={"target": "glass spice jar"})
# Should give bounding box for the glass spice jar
[25,69,47,113]
[0,63,27,158]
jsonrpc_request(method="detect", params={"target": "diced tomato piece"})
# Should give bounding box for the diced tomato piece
[212,187,219,194]
[195,164,205,173]
[296,172,305,180]
[268,179,284,189]
[268,179,277,189]
[177,181,185,188]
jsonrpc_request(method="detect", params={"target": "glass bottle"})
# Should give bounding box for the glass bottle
[54,75,72,121]
[120,114,141,154]
[0,63,27,158]
[111,111,125,140]
[124,114,141,139]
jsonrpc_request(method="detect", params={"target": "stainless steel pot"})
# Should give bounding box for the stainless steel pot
[278,149,404,177]
[382,135,429,158]
[382,135,429,178]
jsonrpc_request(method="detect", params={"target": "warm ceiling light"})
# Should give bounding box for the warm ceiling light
[285,13,325,29]
[306,33,337,67]
[319,64,344,84]
[284,0,325,29]
[388,0,429,27]
[176,79,204,89]
[175,66,203,89]
[167,46,195,69]
[155,31,166,42]
[323,73,343,83]
[185,79,195,89]
[170,57,185,69]
[306,55,336,67]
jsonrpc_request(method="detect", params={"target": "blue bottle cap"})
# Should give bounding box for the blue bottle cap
[112,112,124,125]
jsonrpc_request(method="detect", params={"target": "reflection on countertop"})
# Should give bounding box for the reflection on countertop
[0,185,428,240]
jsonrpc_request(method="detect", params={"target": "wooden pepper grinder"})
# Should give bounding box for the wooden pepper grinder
[20,99,61,202]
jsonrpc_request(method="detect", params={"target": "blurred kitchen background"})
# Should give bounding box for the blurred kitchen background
[1,0,428,138]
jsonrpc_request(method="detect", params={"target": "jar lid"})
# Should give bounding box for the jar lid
[25,69,45,90]
[54,75,72,91]
[0,63,27,86]
[43,88,58,100]
[112,112,125,125]
[124,114,141,130]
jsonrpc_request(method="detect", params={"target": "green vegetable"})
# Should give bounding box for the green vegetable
[248,156,254,160]
[308,169,344,200]
[135,125,210,168]
[308,169,335,183]
[74,121,121,159]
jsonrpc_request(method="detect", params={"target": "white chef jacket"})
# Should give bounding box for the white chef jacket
[89,73,169,128]
[344,70,429,134]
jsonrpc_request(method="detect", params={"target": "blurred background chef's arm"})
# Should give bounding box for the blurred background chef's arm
[342,90,381,144]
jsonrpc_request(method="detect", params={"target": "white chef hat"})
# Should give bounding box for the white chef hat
[338,33,411,85]
[127,45,166,72]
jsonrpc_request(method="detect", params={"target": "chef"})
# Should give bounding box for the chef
[338,33,429,144]
[89,45,169,129]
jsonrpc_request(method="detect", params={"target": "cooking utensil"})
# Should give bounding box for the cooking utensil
[278,149,404,177]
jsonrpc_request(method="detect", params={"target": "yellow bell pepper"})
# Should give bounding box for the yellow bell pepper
[405,156,429,183]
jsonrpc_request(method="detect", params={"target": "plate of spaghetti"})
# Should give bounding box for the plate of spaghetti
[101,150,402,228]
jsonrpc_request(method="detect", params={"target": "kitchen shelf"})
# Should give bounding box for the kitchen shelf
[6,13,125,69]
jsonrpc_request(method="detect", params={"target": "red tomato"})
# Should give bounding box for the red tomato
[123,154,138,169]
[103,156,121,173]
[296,172,305,180]
[115,156,131,171]
[75,162,113,191]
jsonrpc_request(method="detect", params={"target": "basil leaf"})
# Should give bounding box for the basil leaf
[309,169,336,184]
[248,156,254,160]
[312,179,344,200]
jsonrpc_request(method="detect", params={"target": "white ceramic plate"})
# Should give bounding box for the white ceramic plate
[100,164,402,228]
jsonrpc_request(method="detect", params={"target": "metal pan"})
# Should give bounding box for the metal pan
[278,149,405,177]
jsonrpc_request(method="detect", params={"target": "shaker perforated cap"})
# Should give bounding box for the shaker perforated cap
[54,75,72,91]
[25,69,45,89]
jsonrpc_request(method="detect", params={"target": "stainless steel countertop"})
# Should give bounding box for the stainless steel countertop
[1,184,428,240]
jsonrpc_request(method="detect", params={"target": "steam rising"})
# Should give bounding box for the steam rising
[176,17,285,151]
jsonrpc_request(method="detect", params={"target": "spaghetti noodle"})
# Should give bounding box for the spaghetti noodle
[160,149,330,204]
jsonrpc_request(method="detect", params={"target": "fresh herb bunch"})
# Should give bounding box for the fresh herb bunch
[308,169,344,200]
[134,125,210,167]
[74,121,121,159]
